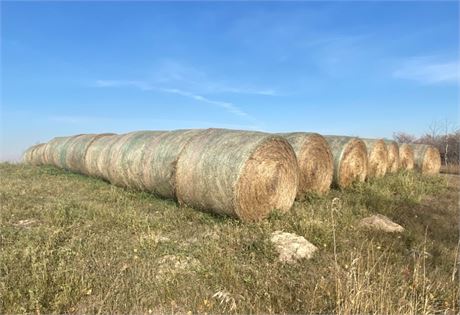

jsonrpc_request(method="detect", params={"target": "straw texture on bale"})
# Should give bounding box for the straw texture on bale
[139,129,203,198]
[384,140,400,173]
[42,136,74,167]
[325,136,368,189]
[362,139,388,178]
[412,144,441,175]
[61,134,115,174]
[84,134,119,178]
[101,130,202,198]
[278,132,333,198]
[22,144,38,165]
[23,143,46,166]
[175,129,299,222]
[399,143,415,171]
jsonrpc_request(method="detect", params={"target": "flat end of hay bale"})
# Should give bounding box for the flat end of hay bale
[325,136,368,189]
[413,144,441,175]
[384,140,400,173]
[363,139,388,178]
[399,143,415,171]
[235,136,299,221]
[280,132,333,198]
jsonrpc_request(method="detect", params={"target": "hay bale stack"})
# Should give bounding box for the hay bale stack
[412,144,441,175]
[176,128,299,222]
[324,136,368,189]
[385,140,400,173]
[278,132,333,198]
[362,139,388,178]
[399,143,414,171]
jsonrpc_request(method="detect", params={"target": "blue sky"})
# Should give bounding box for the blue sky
[1,1,458,161]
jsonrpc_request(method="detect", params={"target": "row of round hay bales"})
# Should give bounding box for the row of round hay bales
[22,129,441,221]
[23,129,299,222]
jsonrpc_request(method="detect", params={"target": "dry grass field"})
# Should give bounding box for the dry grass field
[1,163,459,314]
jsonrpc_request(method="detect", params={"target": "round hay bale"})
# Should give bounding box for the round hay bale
[384,140,400,173]
[399,143,414,171]
[42,136,74,167]
[23,143,46,165]
[85,134,120,179]
[175,128,299,222]
[23,144,39,164]
[324,136,368,189]
[278,132,333,198]
[104,131,168,189]
[412,144,441,175]
[362,139,388,178]
[33,144,47,166]
[61,133,115,174]
[139,129,203,197]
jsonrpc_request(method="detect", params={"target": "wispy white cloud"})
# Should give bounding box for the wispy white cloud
[393,57,459,85]
[94,79,253,119]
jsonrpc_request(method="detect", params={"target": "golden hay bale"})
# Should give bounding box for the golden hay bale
[362,139,388,178]
[412,144,441,175]
[175,128,299,222]
[398,143,414,171]
[324,136,368,189]
[384,140,400,173]
[84,134,120,179]
[278,132,333,198]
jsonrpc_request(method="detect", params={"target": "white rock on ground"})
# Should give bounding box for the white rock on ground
[270,231,318,263]
[359,214,405,233]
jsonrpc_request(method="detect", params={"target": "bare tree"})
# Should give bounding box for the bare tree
[393,132,416,143]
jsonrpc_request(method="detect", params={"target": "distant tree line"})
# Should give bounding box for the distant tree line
[393,120,460,165]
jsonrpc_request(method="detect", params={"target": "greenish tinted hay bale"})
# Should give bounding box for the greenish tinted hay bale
[22,144,39,164]
[362,139,388,178]
[84,134,120,179]
[176,128,299,222]
[34,144,48,166]
[384,140,400,173]
[399,143,414,171]
[61,133,115,174]
[139,129,203,197]
[42,136,74,167]
[278,132,333,198]
[412,144,441,175]
[23,144,46,165]
[324,136,368,189]
[105,131,168,189]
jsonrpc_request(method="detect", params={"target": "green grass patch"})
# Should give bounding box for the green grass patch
[0,163,458,314]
